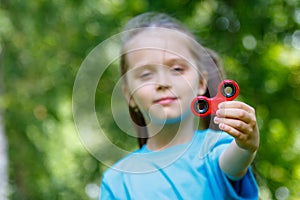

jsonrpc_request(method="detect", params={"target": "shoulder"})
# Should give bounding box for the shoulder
[102,148,144,177]
[102,145,165,178]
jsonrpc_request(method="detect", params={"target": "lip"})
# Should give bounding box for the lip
[154,97,178,105]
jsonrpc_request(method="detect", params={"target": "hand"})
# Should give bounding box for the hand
[214,101,259,153]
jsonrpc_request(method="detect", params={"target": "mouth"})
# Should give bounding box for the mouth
[153,97,178,105]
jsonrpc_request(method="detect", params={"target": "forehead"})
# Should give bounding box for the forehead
[123,28,195,66]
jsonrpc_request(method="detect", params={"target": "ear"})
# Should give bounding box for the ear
[197,71,208,95]
[122,84,136,108]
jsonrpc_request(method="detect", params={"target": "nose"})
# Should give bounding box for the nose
[156,68,171,90]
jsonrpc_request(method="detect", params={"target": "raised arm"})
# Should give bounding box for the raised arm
[214,101,260,180]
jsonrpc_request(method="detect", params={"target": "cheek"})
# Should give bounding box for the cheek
[174,76,199,96]
[130,85,153,108]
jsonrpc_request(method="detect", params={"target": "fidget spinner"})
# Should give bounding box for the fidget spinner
[191,80,240,117]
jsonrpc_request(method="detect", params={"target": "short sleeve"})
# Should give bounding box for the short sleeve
[220,167,259,199]
[203,131,259,199]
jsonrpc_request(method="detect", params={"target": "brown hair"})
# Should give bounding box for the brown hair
[120,12,224,148]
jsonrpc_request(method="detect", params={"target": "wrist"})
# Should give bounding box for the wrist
[235,139,259,154]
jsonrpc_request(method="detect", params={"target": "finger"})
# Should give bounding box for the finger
[216,108,254,124]
[217,121,245,140]
[217,119,260,152]
[216,120,252,147]
[214,117,253,134]
[218,101,255,114]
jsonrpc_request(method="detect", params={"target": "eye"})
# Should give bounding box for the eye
[139,70,153,79]
[171,64,185,74]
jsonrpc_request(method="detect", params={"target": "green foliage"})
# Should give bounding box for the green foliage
[1,0,299,199]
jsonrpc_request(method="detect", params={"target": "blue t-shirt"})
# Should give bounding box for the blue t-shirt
[99,129,258,200]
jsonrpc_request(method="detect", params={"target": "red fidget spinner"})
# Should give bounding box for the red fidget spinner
[191,80,240,117]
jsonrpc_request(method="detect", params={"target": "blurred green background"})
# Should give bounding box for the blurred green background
[0,0,300,199]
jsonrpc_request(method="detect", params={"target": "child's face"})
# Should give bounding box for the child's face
[123,28,206,124]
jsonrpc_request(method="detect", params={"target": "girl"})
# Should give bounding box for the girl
[99,12,259,199]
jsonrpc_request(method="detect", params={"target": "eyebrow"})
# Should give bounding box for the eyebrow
[140,57,189,67]
[166,58,188,64]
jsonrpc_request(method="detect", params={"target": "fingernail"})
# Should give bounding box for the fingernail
[214,117,219,124]
[219,123,225,130]
[218,103,224,108]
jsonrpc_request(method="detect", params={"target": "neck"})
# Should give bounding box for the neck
[146,116,196,151]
